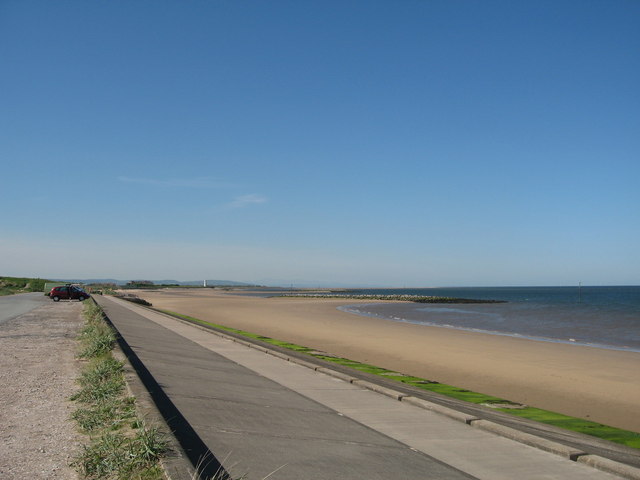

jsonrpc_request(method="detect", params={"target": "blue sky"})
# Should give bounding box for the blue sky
[1,1,638,286]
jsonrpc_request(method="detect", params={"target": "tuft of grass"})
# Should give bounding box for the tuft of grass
[78,356,124,387]
[78,302,116,359]
[132,423,169,464]
[71,397,137,433]
[161,309,640,450]
[73,425,167,480]
[71,363,125,405]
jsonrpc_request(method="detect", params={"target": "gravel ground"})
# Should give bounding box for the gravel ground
[0,300,84,479]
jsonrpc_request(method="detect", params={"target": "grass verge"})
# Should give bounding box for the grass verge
[0,275,49,296]
[160,309,640,450]
[71,301,167,479]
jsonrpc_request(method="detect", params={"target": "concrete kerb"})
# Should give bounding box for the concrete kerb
[578,455,640,480]
[316,367,358,383]
[288,358,323,371]
[352,379,408,401]
[266,349,290,361]
[470,419,586,460]
[401,396,480,424]
[141,305,640,479]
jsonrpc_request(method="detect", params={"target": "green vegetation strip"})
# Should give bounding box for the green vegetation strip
[72,301,167,479]
[0,275,49,296]
[161,309,640,450]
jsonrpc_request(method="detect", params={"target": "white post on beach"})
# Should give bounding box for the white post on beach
[204,279,207,288]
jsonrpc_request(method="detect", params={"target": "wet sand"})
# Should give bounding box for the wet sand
[133,288,640,433]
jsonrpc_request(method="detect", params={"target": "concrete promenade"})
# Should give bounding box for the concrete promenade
[95,295,628,480]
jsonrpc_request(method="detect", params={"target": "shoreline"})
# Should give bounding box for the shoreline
[338,304,640,354]
[130,288,640,433]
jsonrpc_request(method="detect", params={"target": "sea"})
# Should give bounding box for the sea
[335,286,640,353]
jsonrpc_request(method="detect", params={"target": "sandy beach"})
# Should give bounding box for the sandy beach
[131,288,640,433]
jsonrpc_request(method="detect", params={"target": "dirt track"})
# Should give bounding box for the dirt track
[0,300,83,479]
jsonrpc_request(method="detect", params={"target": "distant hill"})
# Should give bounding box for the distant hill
[52,278,124,285]
[52,278,255,287]
[158,280,255,287]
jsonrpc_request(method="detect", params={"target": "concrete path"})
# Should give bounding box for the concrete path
[95,295,625,480]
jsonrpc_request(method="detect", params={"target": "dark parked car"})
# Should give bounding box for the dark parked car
[49,285,90,302]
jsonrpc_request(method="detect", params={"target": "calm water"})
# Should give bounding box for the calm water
[337,286,640,352]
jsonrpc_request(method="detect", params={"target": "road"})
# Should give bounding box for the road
[0,292,50,325]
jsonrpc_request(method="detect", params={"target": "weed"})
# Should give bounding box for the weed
[78,356,124,387]
[71,398,136,433]
[74,431,127,478]
[78,319,116,359]
[72,366,125,404]
[73,425,167,479]
[130,423,168,464]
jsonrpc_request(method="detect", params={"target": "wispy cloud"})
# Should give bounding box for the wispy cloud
[117,176,267,209]
[117,176,234,189]
[227,194,268,209]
